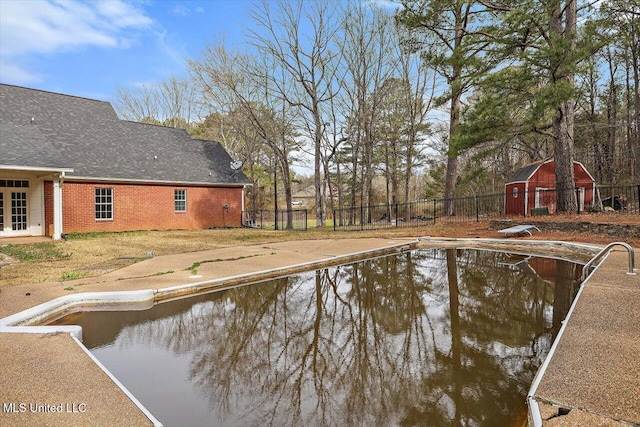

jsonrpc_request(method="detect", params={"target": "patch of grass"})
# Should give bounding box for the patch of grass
[63,285,75,291]
[232,232,271,241]
[184,254,264,274]
[64,230,150,241]
[59,271,85,281]
[185,259,215,273]
[152,270,174,276]
[0,243,71,261]
[116,270,174,281]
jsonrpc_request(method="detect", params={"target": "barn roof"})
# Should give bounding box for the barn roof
[506,158,596,185]
[0,84,250,186]
[506,159,549,184]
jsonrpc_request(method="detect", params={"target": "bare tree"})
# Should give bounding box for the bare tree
[394,39,435,206]
[114,83,159,124]
[246,0,341,227]
[397,1,498,215]
[114,76,200,130]
[337,0,398,216]
[189,43,299,220]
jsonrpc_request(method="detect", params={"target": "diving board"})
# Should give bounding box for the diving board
[498,224,540,237]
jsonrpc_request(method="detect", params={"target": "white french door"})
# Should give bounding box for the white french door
[0,180,30,237]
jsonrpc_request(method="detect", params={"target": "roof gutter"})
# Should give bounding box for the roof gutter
[65,175,252,187]
[0,165,74,173]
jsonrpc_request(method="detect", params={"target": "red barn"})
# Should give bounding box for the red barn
[505,158,596,216]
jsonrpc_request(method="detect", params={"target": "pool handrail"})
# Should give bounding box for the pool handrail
[581,241,636,281]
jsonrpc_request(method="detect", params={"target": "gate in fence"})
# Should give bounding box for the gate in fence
[242,209,308,231]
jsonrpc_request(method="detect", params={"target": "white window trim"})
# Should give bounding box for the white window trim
[175,189,187,212]
[95,187,114,221]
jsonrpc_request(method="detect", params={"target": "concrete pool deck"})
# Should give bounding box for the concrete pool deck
[0,238,638,426]
[530,246,640,426]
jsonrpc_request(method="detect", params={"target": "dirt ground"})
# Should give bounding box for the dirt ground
[1,212,638,288]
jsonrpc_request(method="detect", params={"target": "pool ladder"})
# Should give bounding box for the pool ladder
[581,242,637,281]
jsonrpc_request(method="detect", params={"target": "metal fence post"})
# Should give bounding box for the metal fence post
[333,209,336,231]
[360,205,364,231]
[475,196,479,222]
[395,203,398,227]
[433,199,436,224]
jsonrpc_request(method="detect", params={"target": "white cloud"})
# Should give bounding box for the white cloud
[172,4,190,16]
[0,0,153,57]
[0,61,44,85]
[368,0,402,10]
[96,0,153,27]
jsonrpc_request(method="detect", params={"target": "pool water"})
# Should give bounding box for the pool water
[54,249,582,427]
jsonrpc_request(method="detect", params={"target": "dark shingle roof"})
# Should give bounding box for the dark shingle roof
[506,160,546,183]
[0,84,249,186]
[0,123,71,170]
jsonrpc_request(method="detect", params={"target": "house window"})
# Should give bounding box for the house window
[0,180,29,188]
[175,189,186,212]
[95,188,113,220]
[513,187,518,199]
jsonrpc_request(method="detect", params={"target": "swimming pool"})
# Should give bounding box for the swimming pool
[53,248,582,426]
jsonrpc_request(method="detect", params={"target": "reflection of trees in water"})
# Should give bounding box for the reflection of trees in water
[399,250,580,426]
[110,249,578,426]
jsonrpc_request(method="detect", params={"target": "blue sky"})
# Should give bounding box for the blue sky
[0,0,254,102]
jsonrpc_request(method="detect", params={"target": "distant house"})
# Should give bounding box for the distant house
[291,185,316,207]
[505,158,596,216]
[0,84,250,239]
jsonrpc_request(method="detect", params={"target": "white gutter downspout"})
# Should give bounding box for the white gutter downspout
[52,171,65,240]
[524,181,529,217]
[242,186,245,213]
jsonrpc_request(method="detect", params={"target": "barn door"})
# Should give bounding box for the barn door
[535,188,551,208]
[578,187,585,212]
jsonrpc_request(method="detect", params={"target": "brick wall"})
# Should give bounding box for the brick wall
[45,181,243,235]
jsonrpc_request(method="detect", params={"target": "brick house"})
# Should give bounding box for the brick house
[0,84,250,240]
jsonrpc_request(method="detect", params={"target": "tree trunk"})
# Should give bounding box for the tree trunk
[631,38,640,183]
[350,130,360,226]
[314,112,324,227]
[280,156,294,229]
[553,105,576,211]
[551,0,577,212]
[587,62,604,183]
[404,121,415,207]
[443,9,464,217]
[444,85,460,216]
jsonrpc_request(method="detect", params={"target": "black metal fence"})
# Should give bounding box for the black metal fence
[243,209,308,231]
[333,184,639,232]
